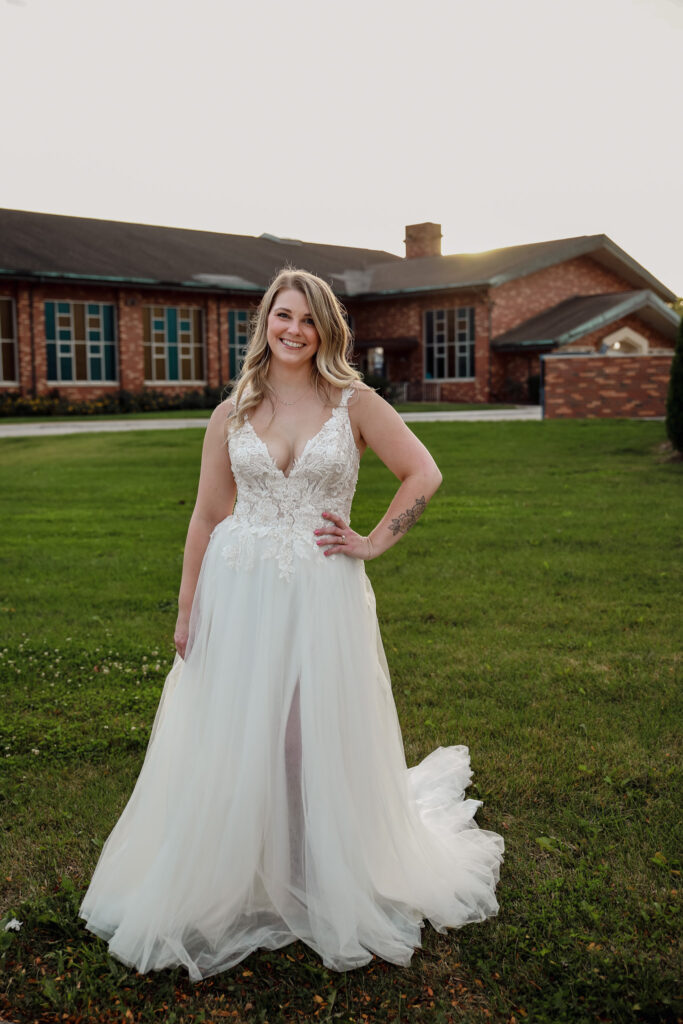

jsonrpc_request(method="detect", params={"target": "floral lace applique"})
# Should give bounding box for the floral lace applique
[218,388,360,582]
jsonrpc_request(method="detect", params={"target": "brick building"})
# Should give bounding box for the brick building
[0,209,678,416]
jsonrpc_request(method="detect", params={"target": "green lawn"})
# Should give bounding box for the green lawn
[394,403,516,413]
[0,401,512,424]
[0,421,680,1024]
[0,408,213,423]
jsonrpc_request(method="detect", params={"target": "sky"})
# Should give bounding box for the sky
[1,0,682,295]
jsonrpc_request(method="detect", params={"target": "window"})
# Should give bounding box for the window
[424,307,475,380]
[0,298,18,384]
[228,310,250,379]
[602,326,649,355]
[45,301,117,383]
[143,306,204,383]
[366,346,385,376]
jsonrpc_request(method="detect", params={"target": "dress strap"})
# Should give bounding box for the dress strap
[339,385,354,409]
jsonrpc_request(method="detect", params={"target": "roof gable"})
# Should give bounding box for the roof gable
[491,290,679,350]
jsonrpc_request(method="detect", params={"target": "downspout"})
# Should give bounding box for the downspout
[474,284,494,401]
[216,298,223,393]
[28,285,37,396]
[487,289,493,401]
[540,355,546,419]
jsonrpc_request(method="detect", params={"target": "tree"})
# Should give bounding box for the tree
[665,314,683,453]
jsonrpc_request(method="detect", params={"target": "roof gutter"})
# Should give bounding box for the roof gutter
[494,339,556,351]
[0,268,264,295]
[345,278,491,300]
[0,268,159,285]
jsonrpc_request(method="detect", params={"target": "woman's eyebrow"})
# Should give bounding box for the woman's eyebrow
[273,305,312,316]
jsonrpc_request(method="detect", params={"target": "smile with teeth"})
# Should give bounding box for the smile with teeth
[281,338,305,349]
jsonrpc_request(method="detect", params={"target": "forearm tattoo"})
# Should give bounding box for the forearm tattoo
[389,496,427,536]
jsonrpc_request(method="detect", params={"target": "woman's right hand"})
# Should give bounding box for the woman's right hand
[174,612,190,660]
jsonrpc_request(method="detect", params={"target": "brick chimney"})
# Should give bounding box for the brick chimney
[404,222,442,259]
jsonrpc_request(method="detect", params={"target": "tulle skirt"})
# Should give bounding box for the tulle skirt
[79,525,504,980]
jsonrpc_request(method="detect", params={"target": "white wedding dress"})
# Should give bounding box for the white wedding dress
[79,386,504,981]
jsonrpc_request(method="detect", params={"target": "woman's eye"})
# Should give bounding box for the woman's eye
[277,312,289,319]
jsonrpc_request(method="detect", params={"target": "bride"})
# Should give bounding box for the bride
[79,267,504,981]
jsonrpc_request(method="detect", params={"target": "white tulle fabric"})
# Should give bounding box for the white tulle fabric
[79,387,504,981]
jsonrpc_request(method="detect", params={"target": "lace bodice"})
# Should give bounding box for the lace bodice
[215,387,360,581]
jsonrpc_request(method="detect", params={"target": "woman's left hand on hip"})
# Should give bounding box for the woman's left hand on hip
[314,511,374,559]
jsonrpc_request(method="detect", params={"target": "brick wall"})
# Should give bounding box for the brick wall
[542,354,673,418]
[490,350,548,402]
[491,256,630,336]
[348,291,491,401]
[2,283,33,393]
[1,283,258,398]
[3,258,673,408]
[490,313,674,403]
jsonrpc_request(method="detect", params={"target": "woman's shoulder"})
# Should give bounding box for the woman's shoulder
[332,379,370,411]
[341,379,372,401]
[344,381,394,434]
[345,379,386,405]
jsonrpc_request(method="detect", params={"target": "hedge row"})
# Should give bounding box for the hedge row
[0,387,225,418]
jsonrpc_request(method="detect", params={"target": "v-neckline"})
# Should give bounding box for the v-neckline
[244,406,341,480]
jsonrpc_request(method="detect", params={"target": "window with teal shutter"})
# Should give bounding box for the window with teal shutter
[44,301,118,383]
[228,310,250,380]
[0,298,19,383]
[143,306,205,383]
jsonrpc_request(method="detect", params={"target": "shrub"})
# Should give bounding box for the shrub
[0,387,224,418]
[665,315,683,453]
[362,372,397,404]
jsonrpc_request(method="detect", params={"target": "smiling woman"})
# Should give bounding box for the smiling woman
[78,267,504,981]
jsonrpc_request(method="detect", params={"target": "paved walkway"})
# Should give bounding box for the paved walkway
[0,405,541,439]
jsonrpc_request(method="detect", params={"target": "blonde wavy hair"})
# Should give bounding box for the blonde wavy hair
[228,267,361,429]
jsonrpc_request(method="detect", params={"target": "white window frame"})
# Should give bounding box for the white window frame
[45,301,118,385]
[228,309,251,381]
[423,307,476,382]
[143,305,206,386]
[603,326,649,355]
[0,297,19,386]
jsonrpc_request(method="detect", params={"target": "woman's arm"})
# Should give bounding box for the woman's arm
[175,401,236,656]
[316,385,442,559]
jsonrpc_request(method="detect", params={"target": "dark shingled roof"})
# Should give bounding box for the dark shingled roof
[0,209,677,304]
[0,208,401,292]
[330,235,677,303]
[492,290,680,350]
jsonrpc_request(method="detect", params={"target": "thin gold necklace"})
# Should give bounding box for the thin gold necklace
[271,386,312,407]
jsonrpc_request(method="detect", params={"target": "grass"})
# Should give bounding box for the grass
[0,420,681,1024]
[0,408,213,423]
[0,402,514,424]
[393,403,516,413]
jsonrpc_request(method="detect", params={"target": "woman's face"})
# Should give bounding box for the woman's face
[266,288,320,369]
